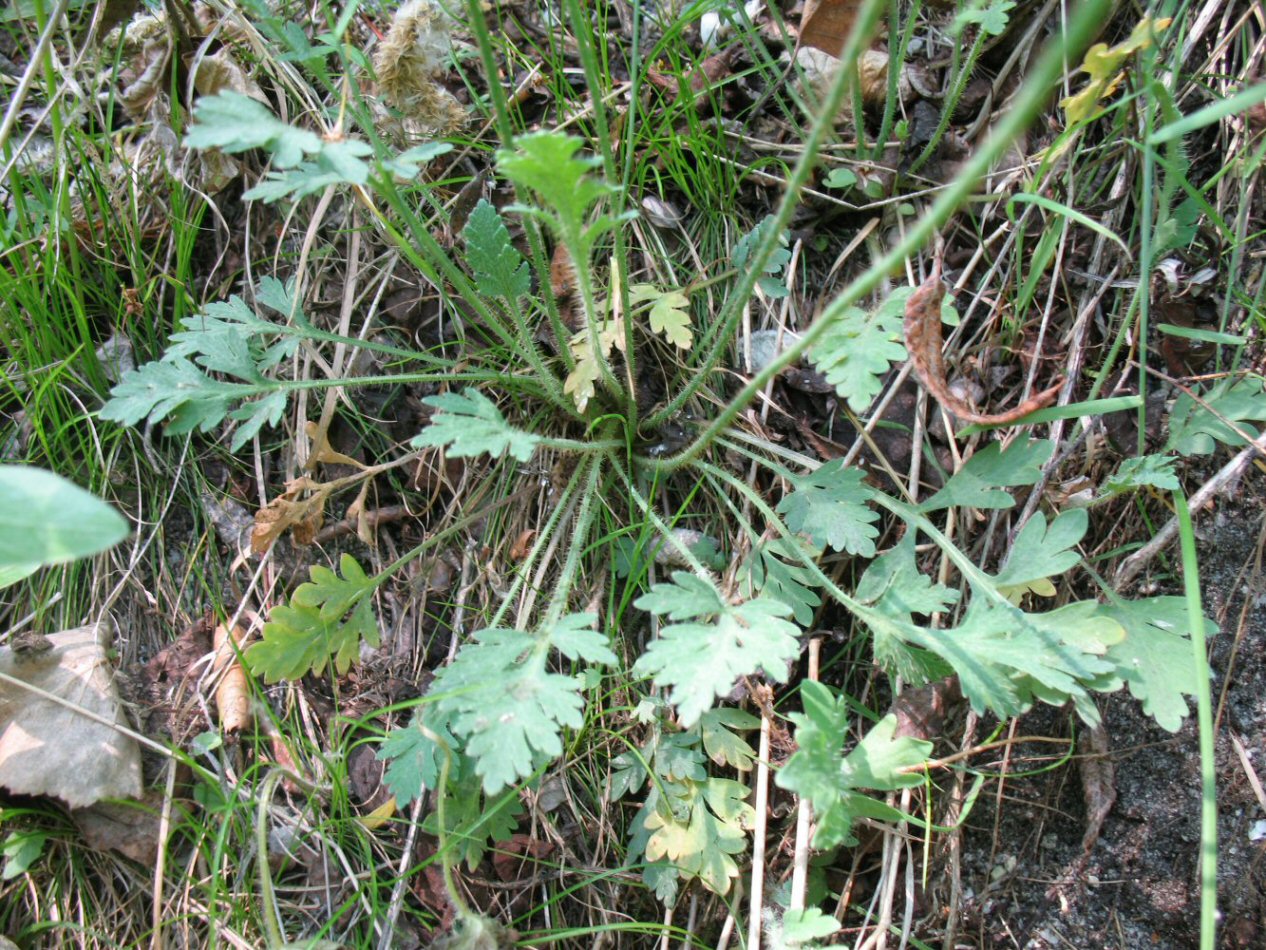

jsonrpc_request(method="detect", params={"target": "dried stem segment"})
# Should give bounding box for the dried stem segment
[212,624,251,736]
[904,270,1062,425]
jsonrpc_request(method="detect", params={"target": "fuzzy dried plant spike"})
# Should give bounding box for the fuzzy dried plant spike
[374,0,466,135]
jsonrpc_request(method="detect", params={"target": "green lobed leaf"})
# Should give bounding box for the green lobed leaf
[738,534,825,627]
[900,602,1120,723]
[381,142,453,178]
[1165,376,1266,456]
[630,283,693,349]
[776,682,930,849]
[635,574,801,726]
[991,509,1088,603]
[463,200,531,302]
[776,460,880,556]
[856,534,957,683]
[184,91,323,167]
[423,770,523,870]
[495,132,616,240]
[634,570,726,620]
[1102,453,1180,495]
[0,466,128,573]
[733,216,792,298]
[226,390,288,451]
[246,554,379,682]
[808,289,909,413]
[454,665,585,794]
[642,777,752,895]
[545,612,618,665]
[919,438,1054,512]
[954,0,1016,36]
[699,708,761,771]
[653,731,709,783]
[392,620,612,796]
[378,712,461,805]
[411,389,541,462]
[770,907,842,948]
[1098,597,1210,732]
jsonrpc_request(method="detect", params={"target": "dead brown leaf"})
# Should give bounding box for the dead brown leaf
[509,529,537,561]
[0,623,143,807]
[72,789,167,864]
[646,50,734,110]
[212,624,251,736]
[491,833,553,883]
[251,476,330,552]
[800,0,862,56]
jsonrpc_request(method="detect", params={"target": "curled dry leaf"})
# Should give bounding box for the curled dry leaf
[212,623,251,735]
[251,476,330,552]
[903,270,1062,425]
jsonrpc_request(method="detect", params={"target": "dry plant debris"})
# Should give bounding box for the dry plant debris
[0,624,142,807]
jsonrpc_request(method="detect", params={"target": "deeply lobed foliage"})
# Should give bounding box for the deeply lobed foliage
[92,9,1256,917]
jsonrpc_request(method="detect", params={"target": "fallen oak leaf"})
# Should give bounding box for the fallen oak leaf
[903,269,1062,426]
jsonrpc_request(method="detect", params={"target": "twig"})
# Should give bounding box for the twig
[312,504,410,544]
[747,688,774,950]
[377,796,425,950]
[789,638,822,910]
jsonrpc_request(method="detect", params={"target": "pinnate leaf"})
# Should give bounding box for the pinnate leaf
[634,572,801,726]
[630,283,693,348]
[809,289,909,413]
[464,199,530,302]
[101,358,243,431]
[919,438,1053,512]
[412,389,541,461]
[991,509,1087,603]
[776,460,879,556]
[247,554,379,682]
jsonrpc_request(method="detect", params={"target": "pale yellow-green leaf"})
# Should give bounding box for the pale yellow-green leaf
[997,576,1057,605]
[630,283,693,349]
[565,318,623,411]
[1060,16,1171,125]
